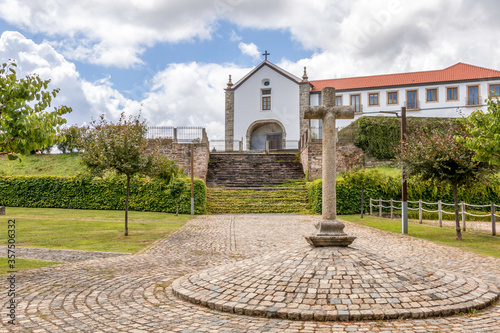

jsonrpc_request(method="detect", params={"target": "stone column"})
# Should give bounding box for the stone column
[225,75,234,151]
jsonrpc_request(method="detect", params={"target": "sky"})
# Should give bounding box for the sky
[0,0,499,139]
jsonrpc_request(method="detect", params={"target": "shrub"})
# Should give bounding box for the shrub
[0,174,206,214]
[307,168,500,215]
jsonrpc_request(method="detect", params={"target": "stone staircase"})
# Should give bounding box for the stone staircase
[206,153,305,187]
[206,183,310,214]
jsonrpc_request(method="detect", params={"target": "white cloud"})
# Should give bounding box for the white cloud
[0,31,250,139]
[238,42,260,60]
[1,0,499,72]
[0,31,139,125]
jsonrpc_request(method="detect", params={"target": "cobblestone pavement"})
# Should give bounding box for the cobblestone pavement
[1,214,499,333]
[4,247,131,263]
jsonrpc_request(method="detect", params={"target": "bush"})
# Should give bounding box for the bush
[307,168,500,215]
[0,174,207,214]
[353,116,461,160]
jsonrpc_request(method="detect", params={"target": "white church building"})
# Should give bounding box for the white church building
[224,57,500,151]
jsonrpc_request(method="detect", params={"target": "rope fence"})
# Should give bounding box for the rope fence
[369,197,498,236]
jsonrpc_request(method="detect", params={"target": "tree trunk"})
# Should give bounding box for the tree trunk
[125,174,130,236]
[175,201,179,216]
[452,182,462,240]
[360,185,364,219]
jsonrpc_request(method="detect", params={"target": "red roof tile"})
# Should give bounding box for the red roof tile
[310,63,500,92]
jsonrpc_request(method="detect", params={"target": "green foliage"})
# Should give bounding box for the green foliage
[459,97,500,166]
[308,168,399,215]
[354,116,400,159]
[57,125,83,153]
[148,153,184,184]
[0,174,207,214]
[353,116,460,160]
[79,113,152,177]
[307,168,500,216]
[397,122,495,188]
[168,178,188,215]
[0,60,72,156]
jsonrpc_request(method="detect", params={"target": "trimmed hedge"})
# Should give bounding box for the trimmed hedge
[352,116,461,160]
[308,169,500,216]
[0,174,207,214]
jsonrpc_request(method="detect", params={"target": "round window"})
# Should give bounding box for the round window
[263,80,270,86]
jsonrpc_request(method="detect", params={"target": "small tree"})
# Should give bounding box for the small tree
[168,179,187,216]
[79,113,152,236]
[57,125,83,153]
[396,123,494,240]
[0,60,72,158]
[458,97,500,165]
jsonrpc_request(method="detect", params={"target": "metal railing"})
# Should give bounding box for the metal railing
[147,126,208,143]
[369,198,498,236]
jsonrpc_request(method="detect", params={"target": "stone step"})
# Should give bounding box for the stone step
[206,153,305,188]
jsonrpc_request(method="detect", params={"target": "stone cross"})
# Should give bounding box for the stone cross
[303,87,356,247]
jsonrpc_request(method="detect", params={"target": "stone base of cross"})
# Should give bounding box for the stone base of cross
[303,87,356,247]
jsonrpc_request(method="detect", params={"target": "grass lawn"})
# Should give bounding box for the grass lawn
[339,215,500,258]
[0,258,63,275]
[0,153,86,176]
[1,207,191,254]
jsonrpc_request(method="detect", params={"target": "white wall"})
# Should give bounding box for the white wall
[311,79,500,128]
[234,65,300,149]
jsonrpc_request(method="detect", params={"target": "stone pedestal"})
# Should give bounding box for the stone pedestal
[304,220,356,247]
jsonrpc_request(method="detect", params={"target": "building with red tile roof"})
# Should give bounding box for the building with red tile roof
[224,61,500,151]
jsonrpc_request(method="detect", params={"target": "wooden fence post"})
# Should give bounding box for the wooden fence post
[370,198,373,216]
[379,198,382,217]
[390,199,394,219]
[418,199,423,224]
[438,200,442,228]
[492,203,496,236]
[461,201,466,232]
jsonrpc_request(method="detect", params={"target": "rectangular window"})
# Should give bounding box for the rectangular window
[489,84,500,97]
[406,90,418,109]
[262,96,271,110]
[262,89,271,95]
[426,88,437,102]
[447,87,458,101]
[387,91,398,104]
[368,93,379,106]
[350,94,361,112]
[335,95,342,106]
[467,85,479,105]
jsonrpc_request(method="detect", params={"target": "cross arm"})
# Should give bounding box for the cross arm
[303,105,355,120]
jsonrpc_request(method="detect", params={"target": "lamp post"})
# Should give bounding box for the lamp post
[379,107,408,234]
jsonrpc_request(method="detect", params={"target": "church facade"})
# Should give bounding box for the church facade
[225,60,500,151]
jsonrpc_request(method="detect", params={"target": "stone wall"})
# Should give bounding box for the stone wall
[153,141,210,181]
[301,142,388,180]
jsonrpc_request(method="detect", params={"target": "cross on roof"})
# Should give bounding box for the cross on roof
[262,50,270,61]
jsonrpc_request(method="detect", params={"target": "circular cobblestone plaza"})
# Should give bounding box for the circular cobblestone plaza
[1,214,499,332]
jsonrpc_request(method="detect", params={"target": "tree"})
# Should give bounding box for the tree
[57,125,83,153]
[396,123,495,240]
[458,97,500,165]
[79,113,153,236]
[0,60,71,158]
[168,179,187,216]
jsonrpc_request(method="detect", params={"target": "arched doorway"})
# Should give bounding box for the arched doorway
[246,120,286,150]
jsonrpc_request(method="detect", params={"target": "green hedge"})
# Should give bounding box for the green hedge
[308,168,500,216]
[0,174,207,214]
[352,116,461,160]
